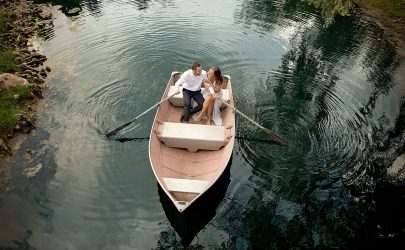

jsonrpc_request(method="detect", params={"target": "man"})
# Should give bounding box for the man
[174,61,207,123]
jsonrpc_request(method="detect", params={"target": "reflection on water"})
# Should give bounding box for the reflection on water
[0,0,404,248]
[34,0,102,17]
[230,0,404,248]
[156,157,232,247]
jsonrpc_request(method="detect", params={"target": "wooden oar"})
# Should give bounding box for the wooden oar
[219,99,288,145]
[106,90,180,138]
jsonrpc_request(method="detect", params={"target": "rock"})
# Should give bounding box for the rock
[0,138,11,155]
[387,153,405,181]
[23,163,43,177]
[67,7,82,15]
[13,125,21,132]
[0,73,28,91]
[40,69,47,78]
[32,86,43,98]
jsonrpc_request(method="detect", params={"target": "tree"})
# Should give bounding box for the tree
[306,0,354,26]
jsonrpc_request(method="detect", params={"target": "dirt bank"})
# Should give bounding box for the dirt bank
[357,0,405,55]
[0,0,55,190]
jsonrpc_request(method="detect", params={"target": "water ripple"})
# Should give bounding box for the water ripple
[2,0,403,248]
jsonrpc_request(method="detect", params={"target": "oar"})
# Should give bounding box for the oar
[219,99,288,145]
[105,90,180,138]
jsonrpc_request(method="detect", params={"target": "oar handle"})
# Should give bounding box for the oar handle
[106,90,180,138]
[219,99,288,145]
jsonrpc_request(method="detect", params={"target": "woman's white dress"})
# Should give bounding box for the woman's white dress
[193,82,223,125]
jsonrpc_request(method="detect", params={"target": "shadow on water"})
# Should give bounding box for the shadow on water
[34,0,152,15]
[157,156,232,247]
[34,0,89,16]
[0,128,57,249]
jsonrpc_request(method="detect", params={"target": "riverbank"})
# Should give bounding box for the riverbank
[0,0,54,158]
[358,0,405,50]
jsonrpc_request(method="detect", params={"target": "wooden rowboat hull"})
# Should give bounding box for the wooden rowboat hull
[149,71,235,213]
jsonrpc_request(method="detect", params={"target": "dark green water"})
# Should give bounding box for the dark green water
[1,0,404,248]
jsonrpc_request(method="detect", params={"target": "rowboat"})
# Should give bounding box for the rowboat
[149,71,235,213]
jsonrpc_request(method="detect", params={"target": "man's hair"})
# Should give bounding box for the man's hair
[191,61,201,70]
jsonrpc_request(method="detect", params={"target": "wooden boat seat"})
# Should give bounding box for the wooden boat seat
[167,86,230,109]
[163,177,209,193]
[155,122,231,152]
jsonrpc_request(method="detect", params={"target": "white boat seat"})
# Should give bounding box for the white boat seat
[168,86,230,109]
[163,177,209,193]
[155,122,230,152]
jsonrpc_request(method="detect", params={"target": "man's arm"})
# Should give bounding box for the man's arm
[174,71,187,88]
[201,72,209,88]
[203,72,208,82]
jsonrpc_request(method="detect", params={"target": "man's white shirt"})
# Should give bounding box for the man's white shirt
[174,69,207,91]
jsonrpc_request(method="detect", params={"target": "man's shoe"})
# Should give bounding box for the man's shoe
[180,114,189,123]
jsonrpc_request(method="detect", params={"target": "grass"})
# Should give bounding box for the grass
[363,0,405,17]
[0,9,10,33]
[0,85,33,135]
[0,8,10,46]
[0,9,19,73]
[0,9,27,137]
[0,50,19,73]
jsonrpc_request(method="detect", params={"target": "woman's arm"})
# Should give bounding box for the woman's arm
[213,83,221,93]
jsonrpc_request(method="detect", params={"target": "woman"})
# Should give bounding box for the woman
[195,66,224,125]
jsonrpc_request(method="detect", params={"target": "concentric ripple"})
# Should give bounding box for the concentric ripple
[1,0,404,249]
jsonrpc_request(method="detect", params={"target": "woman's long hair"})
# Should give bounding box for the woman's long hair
[210,66,223,84]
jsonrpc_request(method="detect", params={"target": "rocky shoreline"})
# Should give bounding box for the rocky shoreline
[0,0,54,157]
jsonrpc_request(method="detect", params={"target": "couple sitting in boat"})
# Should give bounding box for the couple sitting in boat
[174,61,224,125]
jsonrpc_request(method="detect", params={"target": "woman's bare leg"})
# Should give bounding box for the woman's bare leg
[206,101,213,125]
[196,95,214,122]
[196,101,208,122]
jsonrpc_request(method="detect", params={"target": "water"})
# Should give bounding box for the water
[1,0,404,248]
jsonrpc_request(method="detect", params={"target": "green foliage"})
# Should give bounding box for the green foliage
[306,0,355,26]
[0,85,33,134]
[0,50,19,73]
[0,9,27,136]
[0,10,18,73]
[0,9,10,33]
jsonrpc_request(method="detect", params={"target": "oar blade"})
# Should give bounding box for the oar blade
[261,127,288,145]
[105,121,133,138]
[220,99,288,145]
[105,128,120,138]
